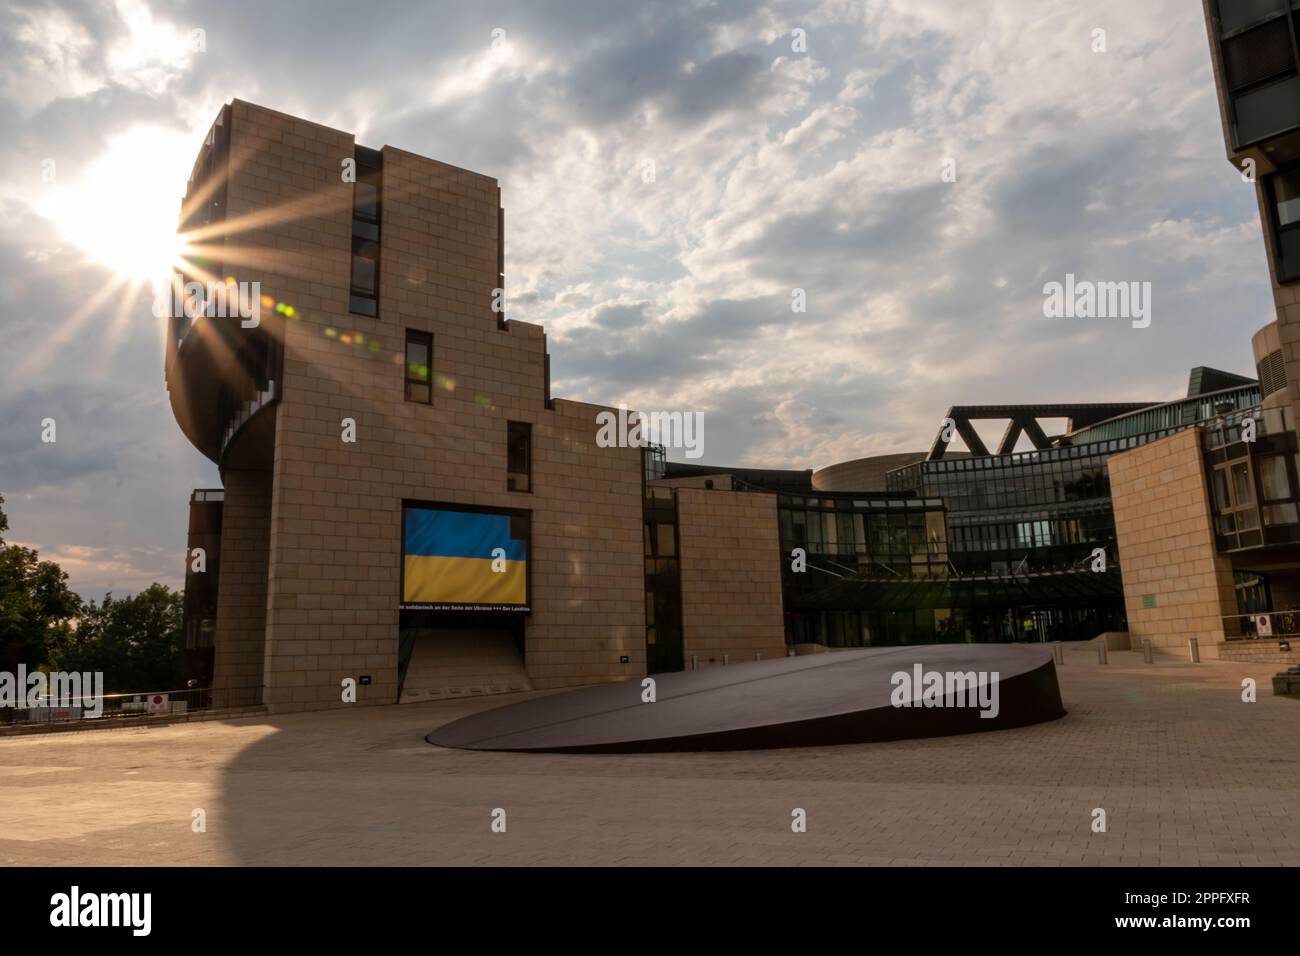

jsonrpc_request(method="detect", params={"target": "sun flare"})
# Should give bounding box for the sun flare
[37,125,194,284]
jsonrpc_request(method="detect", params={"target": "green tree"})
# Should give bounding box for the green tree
[0,493,82,674]
[47,584,184,692]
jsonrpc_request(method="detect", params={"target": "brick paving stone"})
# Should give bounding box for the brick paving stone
[0,649,1295,865]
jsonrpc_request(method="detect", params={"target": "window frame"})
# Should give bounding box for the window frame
[507,420,532,493]
[1213,1,1300,147]
[404,329,432,404]
[1266,165,1300,282]
[349,147,383,316]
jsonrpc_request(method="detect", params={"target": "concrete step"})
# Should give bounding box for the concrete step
[1216,639,1300,666]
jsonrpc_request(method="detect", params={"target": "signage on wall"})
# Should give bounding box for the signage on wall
[1141,594,1157,609]
[400,504,531,612]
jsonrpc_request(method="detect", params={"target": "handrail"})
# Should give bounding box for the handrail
[0,685,263,727]
[1222,610,1300,640]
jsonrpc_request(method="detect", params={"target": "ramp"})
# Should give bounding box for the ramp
[400,628,530,703]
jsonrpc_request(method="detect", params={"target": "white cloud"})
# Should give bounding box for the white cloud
[0,0,1275,592]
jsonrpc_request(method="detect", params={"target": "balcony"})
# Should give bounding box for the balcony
[165,294,280,469]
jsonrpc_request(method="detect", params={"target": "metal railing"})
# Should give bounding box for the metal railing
[220,378,278,456]
[1223,611,1300,641]
[1203,403,1294,451]
[0,685,263,727]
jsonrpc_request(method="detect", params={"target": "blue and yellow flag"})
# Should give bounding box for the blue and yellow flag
[402,508,527,606]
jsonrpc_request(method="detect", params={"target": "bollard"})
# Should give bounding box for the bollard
[1189,637,1200,663]
[1142,638,1153,664]
[1097,641,1108,665]
[723,654,729,666]
[691,654,699,671]
[754,651,761,661]
[1053,641,1064,665]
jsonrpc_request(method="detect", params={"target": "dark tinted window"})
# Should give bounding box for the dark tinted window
[1234,75,1300,144]
[405,330,431,403]
[1218,0,1286,36]
[507,421,531,492]
[1222,16,1293,91]
[351,243,377,295]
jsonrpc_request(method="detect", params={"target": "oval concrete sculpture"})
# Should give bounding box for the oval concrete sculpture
[427,644,1066,753]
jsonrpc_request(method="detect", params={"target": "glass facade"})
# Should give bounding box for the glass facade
[785,605,1120,648]
[775,486,1125,648]
[659,386,1294,655]
[1063,385,1259,445]
[888,446,1113,511]
[776,494,948,577]
[1204,405,1300,550]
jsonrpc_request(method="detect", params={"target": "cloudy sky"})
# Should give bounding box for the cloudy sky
[0,0,1274,600]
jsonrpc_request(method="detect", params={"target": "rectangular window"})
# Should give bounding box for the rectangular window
[1264,502,1300,525]
[822,511,838,554]
[351,236,377,295]
[806,510,823,552]
[791,509,807,548]
[1235,75,1300,146]
[1231,460,1255,505]
[350,146,382,315]
[1269,169,1300,282]
[1259,454,1293,500]
[507,421,532,492]
[1222,14,1292,91]
[404,330,431,403]
[354,180,380,223]
[1218,0,1287,37]
[1211,468,1232,512]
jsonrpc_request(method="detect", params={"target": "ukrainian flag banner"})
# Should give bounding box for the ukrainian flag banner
[402,507,528,608]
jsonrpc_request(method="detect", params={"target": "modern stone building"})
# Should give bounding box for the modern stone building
[167,101,785,712]
[1087,1,1300,663]
[168,96,1299,715]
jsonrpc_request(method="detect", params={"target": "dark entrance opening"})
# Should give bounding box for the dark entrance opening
[398,611,529,701]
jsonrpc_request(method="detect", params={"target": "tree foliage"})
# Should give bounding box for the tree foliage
[46,585,184,692]
[1,493,184,693]
[0,494,82,674]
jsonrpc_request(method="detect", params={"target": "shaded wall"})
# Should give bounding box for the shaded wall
[675,488,786,666]
[1110,429,1235,659]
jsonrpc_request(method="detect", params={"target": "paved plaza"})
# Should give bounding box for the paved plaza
[1,645,1296,866]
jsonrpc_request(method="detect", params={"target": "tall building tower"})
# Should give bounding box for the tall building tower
[165,101,652,712]
[1203,0,1300,416]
